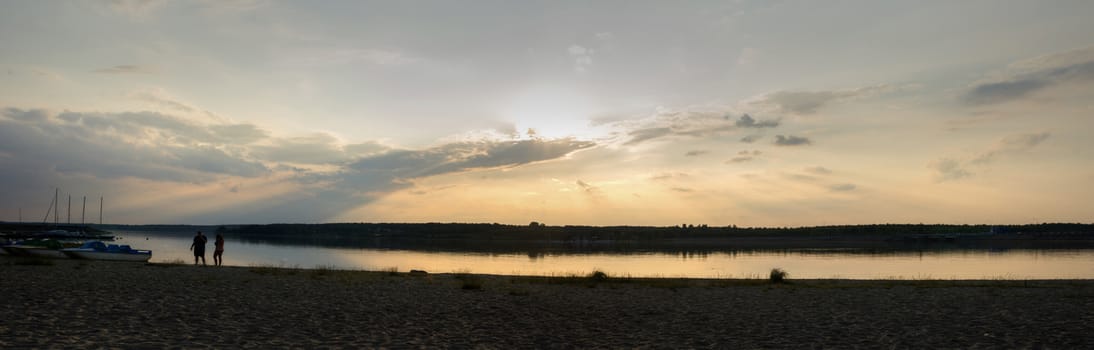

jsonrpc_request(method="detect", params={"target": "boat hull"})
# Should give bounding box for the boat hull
[2,245,68,258]
[61,249,151,262]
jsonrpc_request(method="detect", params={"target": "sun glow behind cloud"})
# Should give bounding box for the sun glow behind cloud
[500,85,605,140]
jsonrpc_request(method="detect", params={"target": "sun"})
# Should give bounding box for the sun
[502,85,596,139]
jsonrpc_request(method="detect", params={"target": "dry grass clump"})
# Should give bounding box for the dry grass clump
[588,270,610,282]
[769,268,789,283]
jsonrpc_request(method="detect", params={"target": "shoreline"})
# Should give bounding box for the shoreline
[3,256,1093,348]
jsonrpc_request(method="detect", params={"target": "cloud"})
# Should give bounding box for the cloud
[774,135,812,146]
[0,108,269,183]
[684,150,708,157]
[749,85,892,115]
[619,108,770,146]
[568,45,594,73]
[53,110,262,146]
[740,135,760,143]
[349,138,595,180]
[624,127,673,145]
[670,187,693,193]
[929,132,1050,182]
[129,88,203,114]
[251,133,381,165]
[829,183,856,192]
[971,132,1050,164]
[576,180,598,194]
[963,80,1050,105]
[344,141,389,156]
[804,166,831,175]
[785,173,818,182]
[734,114,779,128]
[209,123,269,144]
[727,150,761,163]
[94,65,155,74]
[651,172,689,181]
[0,106,597,224]
[928,158,972,182]
[963,46,1094,105]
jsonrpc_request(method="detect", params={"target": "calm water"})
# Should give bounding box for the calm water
[111,229,1094,280]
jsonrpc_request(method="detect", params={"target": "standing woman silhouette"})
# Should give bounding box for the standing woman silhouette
[213,233,225,266]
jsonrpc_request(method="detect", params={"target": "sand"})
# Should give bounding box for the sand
[2,257,1093,349]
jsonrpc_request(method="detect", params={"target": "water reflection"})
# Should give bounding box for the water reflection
[113,229,1094,279]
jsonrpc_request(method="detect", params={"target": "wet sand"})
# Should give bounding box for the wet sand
[2,257,1092,348]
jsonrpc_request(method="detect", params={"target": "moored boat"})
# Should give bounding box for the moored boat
[61,241,151,262]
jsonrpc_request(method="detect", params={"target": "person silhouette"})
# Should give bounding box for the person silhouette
[213,233,225,266]
[189,231,208,266]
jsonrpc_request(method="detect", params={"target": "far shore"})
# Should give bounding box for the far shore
[2,256,1092,348]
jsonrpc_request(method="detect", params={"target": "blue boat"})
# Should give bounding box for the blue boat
[61,241,152,262]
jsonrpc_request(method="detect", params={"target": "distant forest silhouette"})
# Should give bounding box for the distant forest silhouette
[82,222,1094,254]
[206,223,1094,253]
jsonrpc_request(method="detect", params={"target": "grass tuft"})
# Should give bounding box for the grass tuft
[588,270,610,283]
[769,268,789,283]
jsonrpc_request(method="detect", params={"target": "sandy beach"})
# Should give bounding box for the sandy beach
[2,257,1092,349]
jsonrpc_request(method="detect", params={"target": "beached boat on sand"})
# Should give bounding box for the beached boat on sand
[2,239,70,258]
[61,241,151,262]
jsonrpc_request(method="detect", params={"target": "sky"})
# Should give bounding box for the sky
[1,0,1093,226]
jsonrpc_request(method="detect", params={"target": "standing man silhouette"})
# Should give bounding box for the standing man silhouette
[189,231,208,266]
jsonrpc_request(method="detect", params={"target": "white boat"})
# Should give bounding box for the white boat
[61,241,151,262]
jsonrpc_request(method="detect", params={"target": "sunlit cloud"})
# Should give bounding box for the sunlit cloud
[929,132,1051,182]
[747,85,894,115]
[928,158,972,182]
[970,132,1050,164]
[963,46,1094,105]
[94,64,156,74]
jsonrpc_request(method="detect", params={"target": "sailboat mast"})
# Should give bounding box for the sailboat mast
[82,196,86,225]
[68,195,72,224]
[54,188,58,225]
[99,196,103,225]
[41,191,54,223]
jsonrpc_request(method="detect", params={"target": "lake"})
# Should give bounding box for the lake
[112,228,1094,279]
